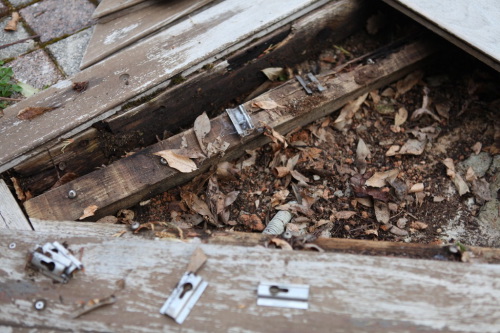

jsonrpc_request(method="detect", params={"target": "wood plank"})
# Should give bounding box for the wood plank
[92,0,149,19]
[82,0,216,69]
[1,228,499,332]
[12,0,368,196]
[383,0,500,71]
[0,179,31,230]
[30,218,500,263]
[24,39,436,221]
[0,0,329,174]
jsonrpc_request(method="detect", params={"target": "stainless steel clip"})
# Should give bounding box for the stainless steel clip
[30,241,83,283]
[257,282,309,309]
[160,272,208,324]
[296,73,326,95]
[226,104,255,137]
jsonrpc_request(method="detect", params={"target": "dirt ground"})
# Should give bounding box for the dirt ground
[114,29,499,249]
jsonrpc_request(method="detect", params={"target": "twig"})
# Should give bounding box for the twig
[0,96,23,101]
[0,35,40,50]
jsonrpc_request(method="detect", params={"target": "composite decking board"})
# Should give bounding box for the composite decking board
[81,0,216,69]
[0,0,328,174]
[1,229,499,332]
[24,40,435,221]
[0,179,31,230]
[92,0,149,19]
[383,0,500,71]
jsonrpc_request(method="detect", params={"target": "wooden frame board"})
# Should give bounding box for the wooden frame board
[0,179,31,230]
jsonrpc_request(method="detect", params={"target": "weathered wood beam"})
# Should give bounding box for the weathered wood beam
[1,228,499,332]
[30,219,500,263]
[24,39,436,221]
[0,179,31,230]
[92,0,150,19]
[12,0,368,196]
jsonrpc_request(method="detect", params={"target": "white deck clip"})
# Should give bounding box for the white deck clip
[296,72,326,95]
[226,104,255,137]
[30,241,83,283]
[257,282,309,309]
[160,272,208,324]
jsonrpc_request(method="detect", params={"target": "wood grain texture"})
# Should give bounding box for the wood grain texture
[24,40,435,221]
[0,0,328,174]
[383,0,500,71]
[82,0,216,69]
[0,228,499,332]
[0,179,31,230]
[92,0,148,19]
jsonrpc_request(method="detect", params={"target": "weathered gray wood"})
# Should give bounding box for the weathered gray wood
[0,0,329,174]
[0,179,31,230]
[82,0,216,69]
[0,228,499,332]
[30,218,131,238]
[24,39,435,221]
[92,0,148,19]
[383,0,500,71]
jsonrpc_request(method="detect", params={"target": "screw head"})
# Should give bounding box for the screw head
[160,157,168,165]
[130,221,140,231]
[68,189,77,199]
[8,242,16,249]
[283,231,292,239]
[34,299,46,311]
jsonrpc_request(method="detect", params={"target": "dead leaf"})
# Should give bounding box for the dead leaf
[263,125,288,148]
[409,183,424,193]
[386,145,400,156]
[270,238,293,250]
[442,158,469,195]
[186,248,207,274]
[271,189,290,206]
[395,71,423,97]
[262,67,284,81]
[335,211,356,220]
[274,166,290,178]
[398,139,426,155]
[415,191,426,206]
[465,167,477,182]
[50,172,78,190]
[471,142,482,155]
[365,169,399,188]
[356,138,370,174]
[79,205,98,220]
[182,192,219,226]
[240,214,265,231]
[206,138,230,157]
[242,150,257,168]
[10,177,25,201]
[410,221,428,230]
[275,202,314,216]
[252,99,283,110]
[396,217,408,228]
[154,150,197,173]
[365,229,379,237]
[435,102,450,119]
[390,225,408,236]
[117,209,135,222]
[4,12,20,31]
[17,107,56,120]
[388,178,408,200]
[333,93,368,131]
[291,170,310,186]
[394,107,408,127]
[193,112,211,154]
[356,197,373,207]
[374,201,390,224]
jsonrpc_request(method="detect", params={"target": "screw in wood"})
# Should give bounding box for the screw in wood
[34,299,46,311]
[130,221,140,231]
[160,158,168,165]
[68,189,77,199]
[8,242,16,249]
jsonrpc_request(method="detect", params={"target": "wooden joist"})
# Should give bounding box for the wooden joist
[383,0,500,71]
[24,39,436,221]
[81,0,216,69]
[0,179,31,230]
[0,0,330,174]
[1,228,499,332]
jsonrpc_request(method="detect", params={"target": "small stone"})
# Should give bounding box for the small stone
[390,225,409,236]
[457,152,492,178]
[333,190,344,197]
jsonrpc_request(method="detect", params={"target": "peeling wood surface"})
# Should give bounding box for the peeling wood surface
[0,229,499,332]
[14,0,366,196]
[0,0,328,174]
[82,0,216,69]
[30,219,500,264]
[383,0,500,71]
[0,179,31,230]
[92,0,148,19]
[24,40,435,221]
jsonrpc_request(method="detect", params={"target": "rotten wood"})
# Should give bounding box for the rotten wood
[0,179,31,230]
[0,0,329,174]
[1,228,499,332]
[13,0,367,196]
[24,39,436,221]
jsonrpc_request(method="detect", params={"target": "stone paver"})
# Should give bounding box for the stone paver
[20,0,95,43]
[0,16,37,61]
[47,28,92,76]
[9,0,35,8]
[9,49,64,89]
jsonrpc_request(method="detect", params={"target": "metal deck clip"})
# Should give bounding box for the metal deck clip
[160,272,208,324]
[257,282,309,309]
[226,104,255,137]
[295,72,326,95]
[30,241,83,283]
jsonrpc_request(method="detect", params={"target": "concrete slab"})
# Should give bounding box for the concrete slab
[47,28,92,76]
[8,49,64,89]
[20,0,95,43]
[0,17,37,61]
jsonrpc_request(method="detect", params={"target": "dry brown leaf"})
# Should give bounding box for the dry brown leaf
[386,145,400,156]
[291,170,310,186]
[17,106,56,120]
[369,90,380,104]
[79,205,98,220]
[395,71,423,97]
[240,214,265,231]
[415,191,426,206]
[409,183,424,193]
[261,67,284,81]
[333,93,368,131]
[270,238,293,250]
[10,177,25,201]
[410,221,428,230]
[117,209,135,222]
[465,167,477,182]
[442,158,469,195]
[356,197,373,207]
[365,229,379,237]
[365,169,399,188]
[271,189,289,206]
[274,166,290,178]
[50,172,78,190]
[356,138,370,174]
[263,125,288,148]
[193,112,211,154]
[252,100,283,110]
[442,158,456,177]
[182,192,219,226]
[335,211,356,219]
[394,107,408,127]
[4,12,20,31]
[435,102,450,119]
[154,150,197,173]
[398,139,426,155]
[374,201,389,224]
[471,142,482,155]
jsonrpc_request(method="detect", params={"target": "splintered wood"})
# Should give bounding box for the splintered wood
[24,40,435,221]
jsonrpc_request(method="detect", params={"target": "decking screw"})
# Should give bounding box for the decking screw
[9,242,16,249]
[160,158,168,165]
[68,189,77,199]
[283,231,292,239]
[34,299,46,311]
[130,221,140,231]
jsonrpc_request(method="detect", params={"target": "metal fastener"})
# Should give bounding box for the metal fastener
[130,221,140,231]
[34,299,46,311]
[9,242,16,249]
[68,189,77,199]
[160,158,168,165]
